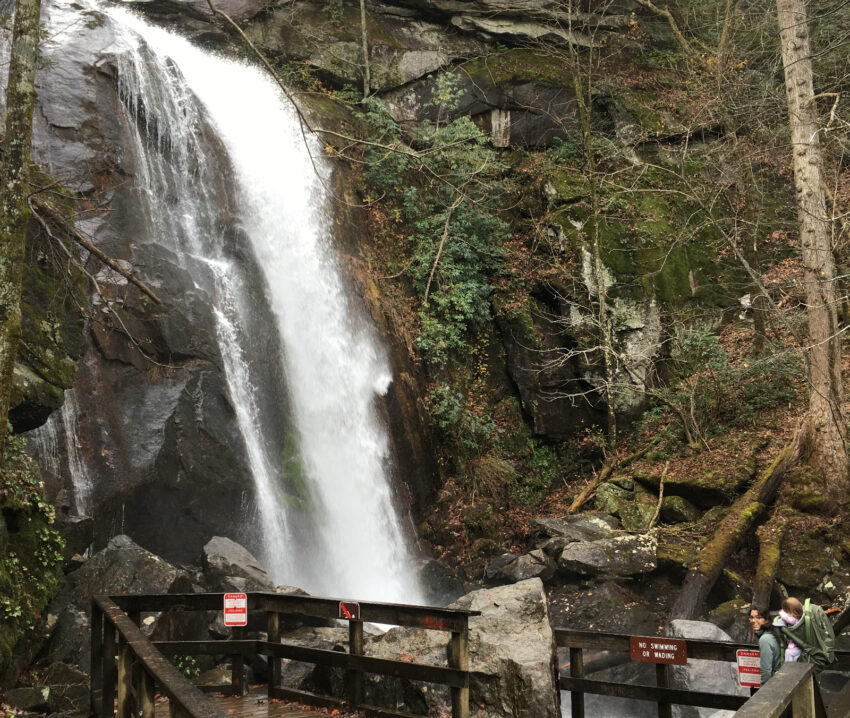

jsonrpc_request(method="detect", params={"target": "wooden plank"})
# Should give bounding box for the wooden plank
[347,620,364,707]
[267,611,281,697]
[569,647,584,718]
[95,597,227,718]
[791,675,816,718]
[154,640,258,656]
[102,621,117,718]
[108,593,478,633]
[269,687,424,718]
[91,601,104,718]
[734,662,814,718]
[559,676,747,710]
[553,629,850,669]
[139,670,155,718]
[260,641,468,687]
[117,640,134,718]
[656,663,672,718]
[448,629,469,718]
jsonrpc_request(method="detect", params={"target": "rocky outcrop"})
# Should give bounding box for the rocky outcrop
[201,536,274,592]
[367,578,559,718]
[558,533,657,577]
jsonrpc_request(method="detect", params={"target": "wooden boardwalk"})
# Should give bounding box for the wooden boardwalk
[154,692,363,718]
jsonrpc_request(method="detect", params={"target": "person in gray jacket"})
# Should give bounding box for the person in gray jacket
[749,606,782,684]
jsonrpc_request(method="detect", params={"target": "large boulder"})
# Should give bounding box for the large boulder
[667,620,749,718]
[454,579,559,718]
[200,536,274,591]
[365,579,559,717]
[558,533,657,577]
[484,550,555,584]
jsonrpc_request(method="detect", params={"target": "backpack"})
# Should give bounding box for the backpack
[779,598,837,673]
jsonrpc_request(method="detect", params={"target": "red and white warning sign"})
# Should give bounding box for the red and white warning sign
[223,592,248,627]
[736,649,760,687]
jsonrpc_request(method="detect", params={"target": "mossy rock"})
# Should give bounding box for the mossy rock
[784,465,830,514]
[619,502,656,531]
[593,482,632,517]
[660,495,702,524]
[633,462,752,508]
[656,534,697,571]
[777,533,834,589]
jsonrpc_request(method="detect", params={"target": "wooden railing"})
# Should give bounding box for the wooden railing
[91,592,479,718]
[733,662,826,718]
[91,596,227,718]
[556,628,850,718]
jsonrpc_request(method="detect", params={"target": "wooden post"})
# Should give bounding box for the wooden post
[791,675,816,718]
[117,640,133,718]
[347,620,364,707]
[267,611,281,698]
[449,623,470,718]
[102,621,117,718]
[656,663,672,718]
[90,601,104,718]
[569,647,585,718]
[138,670,155,718]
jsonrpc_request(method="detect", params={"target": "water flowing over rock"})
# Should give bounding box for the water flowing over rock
[23,0,425,603]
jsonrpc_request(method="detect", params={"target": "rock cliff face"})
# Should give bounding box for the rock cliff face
[16,0,744,566]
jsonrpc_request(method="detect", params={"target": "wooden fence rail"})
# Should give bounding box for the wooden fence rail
[555,628,850,718]
[91,592,478,718]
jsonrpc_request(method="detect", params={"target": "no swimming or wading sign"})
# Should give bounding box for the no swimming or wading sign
[629,636,688,666]
[223,592,248,627]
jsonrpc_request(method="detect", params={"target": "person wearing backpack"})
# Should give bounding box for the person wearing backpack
[777,598,837,673]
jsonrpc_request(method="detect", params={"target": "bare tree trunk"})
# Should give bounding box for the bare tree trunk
[776,0,848,504]
[359,0,370,101]
[0,0,43,452]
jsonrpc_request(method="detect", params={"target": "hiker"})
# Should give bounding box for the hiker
[776,597,837,673]
[749,606,782,684]
[773,596,804,662]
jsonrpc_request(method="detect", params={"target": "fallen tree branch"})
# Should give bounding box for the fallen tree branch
[567,434,662,514]
[30,197,162,304]
[669,419,809,621]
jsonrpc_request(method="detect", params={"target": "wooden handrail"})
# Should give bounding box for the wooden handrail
[555,628,850,670]
[734,662,823,718]
[91,596,227,718]
[92,592,477,718]
[555,626,848,717]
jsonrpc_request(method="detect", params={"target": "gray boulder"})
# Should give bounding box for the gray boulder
[2,687,51,713]
[42,663,89,713]
[485,550,555,584]
[531,515,614,546]
[365,579,559,717]
[667,620,749,718]
[418,559,465,606]
[558,533,657,577]
[200,536,273,591]
[454,579,559,718]
[42,607,90,669]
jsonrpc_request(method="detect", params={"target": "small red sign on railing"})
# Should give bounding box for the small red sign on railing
[736,649,761,687]
[339,601,360,620]
[223,592,248,627]
[629,636,687,665]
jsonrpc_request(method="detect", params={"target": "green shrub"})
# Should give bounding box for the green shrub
[0,431,64,673]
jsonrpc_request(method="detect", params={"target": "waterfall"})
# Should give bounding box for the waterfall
[27,390,91,515]
[96,7,421,603]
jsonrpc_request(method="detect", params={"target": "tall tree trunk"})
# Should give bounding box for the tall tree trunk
[776,0,848,504]
[0,0,43,452]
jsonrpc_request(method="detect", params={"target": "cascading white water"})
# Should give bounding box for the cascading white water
[100,7,421,602]
[27,390,91,515]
